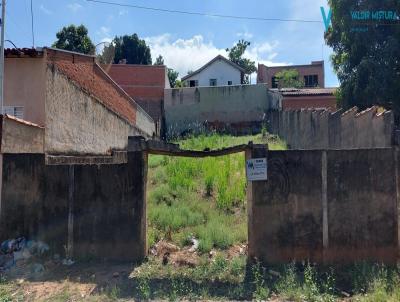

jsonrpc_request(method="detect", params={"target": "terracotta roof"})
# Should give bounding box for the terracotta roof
[5,48,44,58]
[182,55,245,81]
[271,88,336,96]
[45,48,138,125]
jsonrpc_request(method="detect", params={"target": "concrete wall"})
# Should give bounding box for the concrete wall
[248,147,399,264]
[45,67,133,155]
[0,115,44,153]
[268,107,394,149]
[164,84,280,137]
[184,58,242,87]
[135,105,157,138]
[4,58,46,125]
[0,151,147,261]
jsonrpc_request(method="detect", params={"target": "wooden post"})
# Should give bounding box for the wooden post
[246,144,268,259]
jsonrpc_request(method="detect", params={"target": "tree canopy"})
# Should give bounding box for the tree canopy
[154,55,164,65]
[167,68,179,88]
[52,24,95,54]
[325,0,400,117]
[113,34,152,64]
[275,69,304,89]
[226,40,257,84]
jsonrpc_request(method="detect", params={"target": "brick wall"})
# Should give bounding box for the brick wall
[258,61,325,88]
[282,95,336,110]
[108,65,167,123]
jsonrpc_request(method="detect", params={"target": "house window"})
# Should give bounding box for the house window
[209,79,217,86]
[227,81,232,86]
[304,75,319,87]
[188,80,198,87]
[3,106,24,119]
[271,76,279,88]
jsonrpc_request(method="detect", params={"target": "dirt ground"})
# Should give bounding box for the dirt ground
[1,242,251,301]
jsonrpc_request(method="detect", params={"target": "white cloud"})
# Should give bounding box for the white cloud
[236,31,253,39]
[40,4,52,15]
[119,9,128,16]
[145,34,288,79]
[67,3,82,13]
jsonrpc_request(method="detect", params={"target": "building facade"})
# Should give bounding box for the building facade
[4,47,155,155]
[182,55,244,87]
[257,61,325,89]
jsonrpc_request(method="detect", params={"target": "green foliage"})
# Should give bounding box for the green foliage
[252,261,269,301]
[226,40,257,84]
[275,69,304,89]
[325,0,400,119]
[113,34,152,64]
[52,24,95,54]
[167,68,179,87]
[107,285,120,301]
[154,54,164,65]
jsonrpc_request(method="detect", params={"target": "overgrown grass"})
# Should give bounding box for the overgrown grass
[147,133,285,252]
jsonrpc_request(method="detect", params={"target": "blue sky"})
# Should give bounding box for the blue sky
[6,0,339,86]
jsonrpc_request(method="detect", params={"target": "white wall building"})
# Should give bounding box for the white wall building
[182,55,244,87]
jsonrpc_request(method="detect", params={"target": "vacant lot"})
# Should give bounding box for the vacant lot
[2,134,400,301]
[146,133,286,253]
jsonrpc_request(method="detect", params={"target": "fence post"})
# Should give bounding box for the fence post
[246,144,268,259]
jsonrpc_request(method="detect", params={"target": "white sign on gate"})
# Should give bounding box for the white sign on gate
[246,158,268,181]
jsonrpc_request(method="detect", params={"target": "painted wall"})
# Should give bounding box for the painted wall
[4,58,46,125]
[0,151,147,261]
[0,115,44,153]
[45,67,133,155]
[267,107,393,149]
[248,146,399,264]
[184,59,242,87]
[164,84,280,137]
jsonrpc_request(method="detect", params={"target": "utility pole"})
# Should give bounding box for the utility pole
[0,0,5,115]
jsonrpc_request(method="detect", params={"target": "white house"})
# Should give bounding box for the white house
[182,55,245,87]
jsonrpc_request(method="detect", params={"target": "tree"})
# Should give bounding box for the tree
[226,40,257,84]
[174,79,184,88]
[154,55,164,65]
[275,69,304,89]
[168,68,179,87]
[113,34,152,64]
[325,0,400,119]
[52,24,95,54]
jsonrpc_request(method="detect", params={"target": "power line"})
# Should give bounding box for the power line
[30,0,34,47]
[85,0,322,24]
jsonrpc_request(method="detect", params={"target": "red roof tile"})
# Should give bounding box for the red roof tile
[46,48,137,125]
